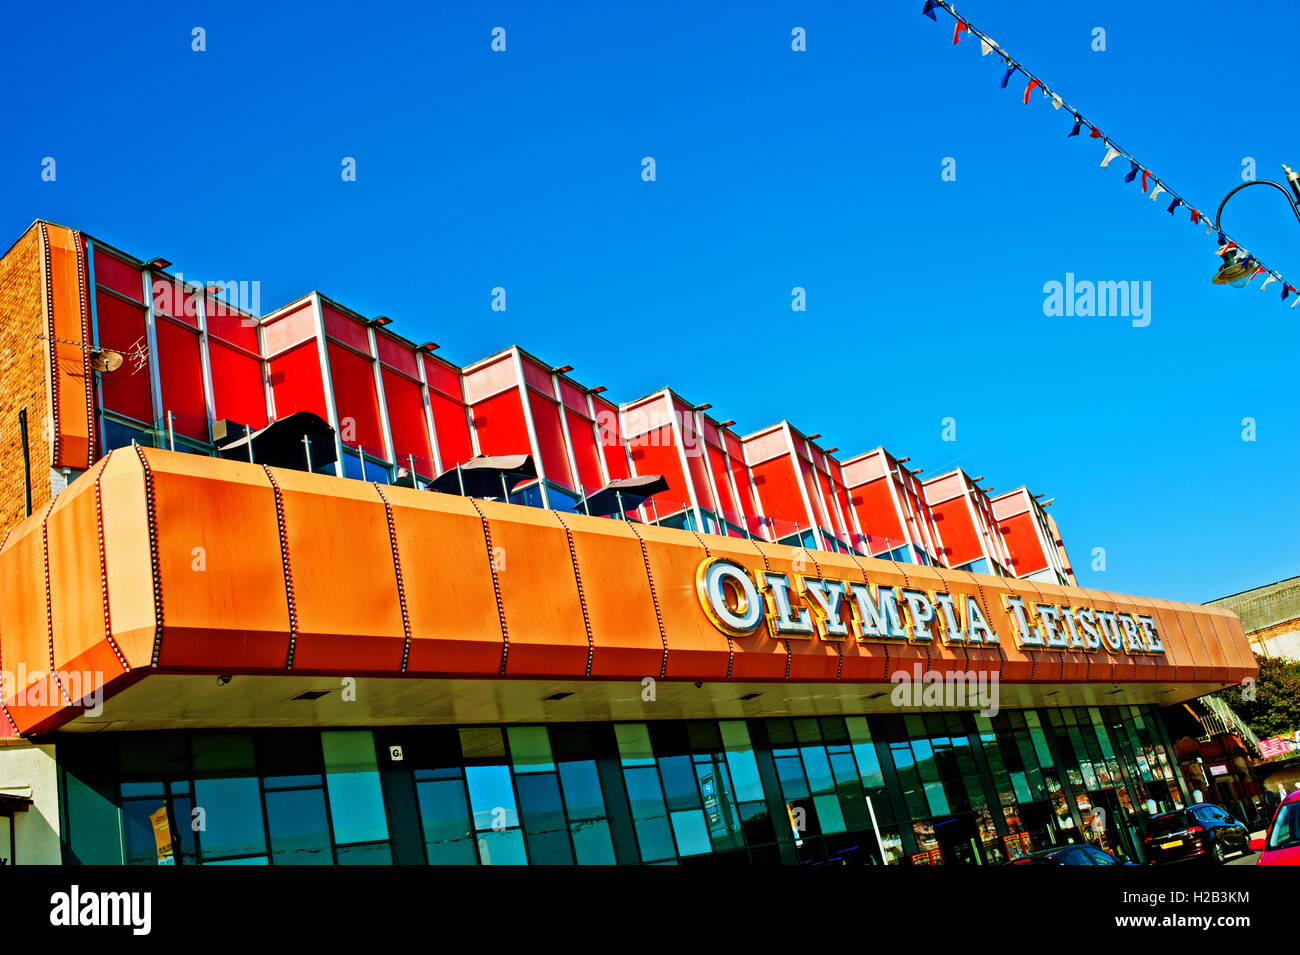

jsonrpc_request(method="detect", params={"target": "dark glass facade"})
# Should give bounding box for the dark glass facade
[55,704,1189,866]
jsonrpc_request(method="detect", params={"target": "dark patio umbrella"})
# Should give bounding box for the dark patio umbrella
[428,454,538,498]
[579,474,669,517]
[214,412,337,472]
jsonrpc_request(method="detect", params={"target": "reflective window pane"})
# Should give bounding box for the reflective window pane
[465,765,519,831]
[321,731,389,846]
[516,773,573,865]
[265,788,332,865]
[194,777,266,860]
[416,778,477,865]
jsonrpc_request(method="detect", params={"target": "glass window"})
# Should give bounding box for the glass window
[623,766,675,862]
[558,761,605,820]
[720,722,764,803]
[658,756,702,812]
[321,730,390,846]
[265,788,333,865]
[257,730,325,789]
[123,799,176,866]
[670,809,712,857]
[193,776,267,861]
[336,842,393,864]
[474,828,528,865]
[65,769,125,865]
[695,758,744,852]
[416,778,477,865]
[515,773,573,865]
[459,726,507,761]
[101,418,153,453]
[507,726,555,774]
[465,765,520,832]
[776,755,810,801]
[570,819,617,865]
[363,456,392,483]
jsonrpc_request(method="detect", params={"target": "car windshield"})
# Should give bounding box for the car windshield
[1267,803,1300,851]
[1146,811,1195,838]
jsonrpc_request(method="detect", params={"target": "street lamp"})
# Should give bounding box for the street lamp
[1210,164,1300,286]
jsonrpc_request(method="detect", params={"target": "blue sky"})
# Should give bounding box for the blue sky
[3,0,1296,603]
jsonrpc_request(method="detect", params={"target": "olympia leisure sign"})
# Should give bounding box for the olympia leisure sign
[694,557,1164,655]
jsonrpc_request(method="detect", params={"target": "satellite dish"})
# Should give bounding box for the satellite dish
[89,348,124,374]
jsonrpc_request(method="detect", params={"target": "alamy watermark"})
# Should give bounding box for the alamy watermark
[1043,273,1150,327]
[150,273,261,324]
[1,666,103,716]
[890,664,1000,717]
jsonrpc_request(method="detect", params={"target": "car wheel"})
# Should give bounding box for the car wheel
[1211,839,1225,865]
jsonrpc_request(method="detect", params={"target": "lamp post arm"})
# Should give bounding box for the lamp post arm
[1213,179,1300,232]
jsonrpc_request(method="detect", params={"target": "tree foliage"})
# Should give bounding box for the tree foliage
[1215,655,1300,740]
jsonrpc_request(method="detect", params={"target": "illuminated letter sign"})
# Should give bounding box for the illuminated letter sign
[692,559,1163,657]
[695,558,764,637]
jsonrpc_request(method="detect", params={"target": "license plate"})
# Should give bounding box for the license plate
[1160,839,1183,849]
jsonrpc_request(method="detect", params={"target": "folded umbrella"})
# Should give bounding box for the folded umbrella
[579,474,669,517]
[428,454,538,498]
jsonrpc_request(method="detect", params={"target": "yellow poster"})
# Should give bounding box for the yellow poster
[150,806,175,866]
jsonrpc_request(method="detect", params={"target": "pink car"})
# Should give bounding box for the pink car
[1251,789,1300,865]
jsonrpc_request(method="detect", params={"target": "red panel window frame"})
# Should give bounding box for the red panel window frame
[95,292,153,424]
[470,389,530,458]
[706,445,738,517]
[148,276,198,328]
[423,356,463,400]
[155,318,208,440]
[327,342,386,458]
[849,480,906,550]
[322,303,370,352]
[628,426,689,514]
[527,390,574,490]
[520,359,555,397]
[430,391,473,468]
[728,454,758,521]
[592,398,629,481]
[376,334,419,377]
[203,296,259,351]
[381,367,433,473]
[751,458,808,529]
[268,341,328,423]
[92,249,143,303]
[684,441,715,512]
[565,408,604,492]
[210,341,269,430]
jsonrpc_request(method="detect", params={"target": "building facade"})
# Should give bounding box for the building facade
[0,221,1256,866]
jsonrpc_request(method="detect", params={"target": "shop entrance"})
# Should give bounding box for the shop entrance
[931,814,984,865]
[1085,789,1138,861]
[1016,800,1066,852]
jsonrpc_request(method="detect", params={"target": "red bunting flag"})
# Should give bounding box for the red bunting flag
[920,0,1296,310]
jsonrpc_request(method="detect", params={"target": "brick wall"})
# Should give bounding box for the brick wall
[0,225,52,537]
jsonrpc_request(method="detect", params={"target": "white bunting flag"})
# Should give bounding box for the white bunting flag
[1050,93,1062,109]
[1100,146,1122,168]
[1149,183,1166,202]
[1261,273,1277,291]
[981,38,996,56]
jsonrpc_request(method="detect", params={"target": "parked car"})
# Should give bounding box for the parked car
[1143,803,1249,864]
[1251,789,1300,865]
[1010,844,1134,865]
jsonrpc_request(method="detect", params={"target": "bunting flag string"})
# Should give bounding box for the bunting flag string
[922,0,1295,308]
